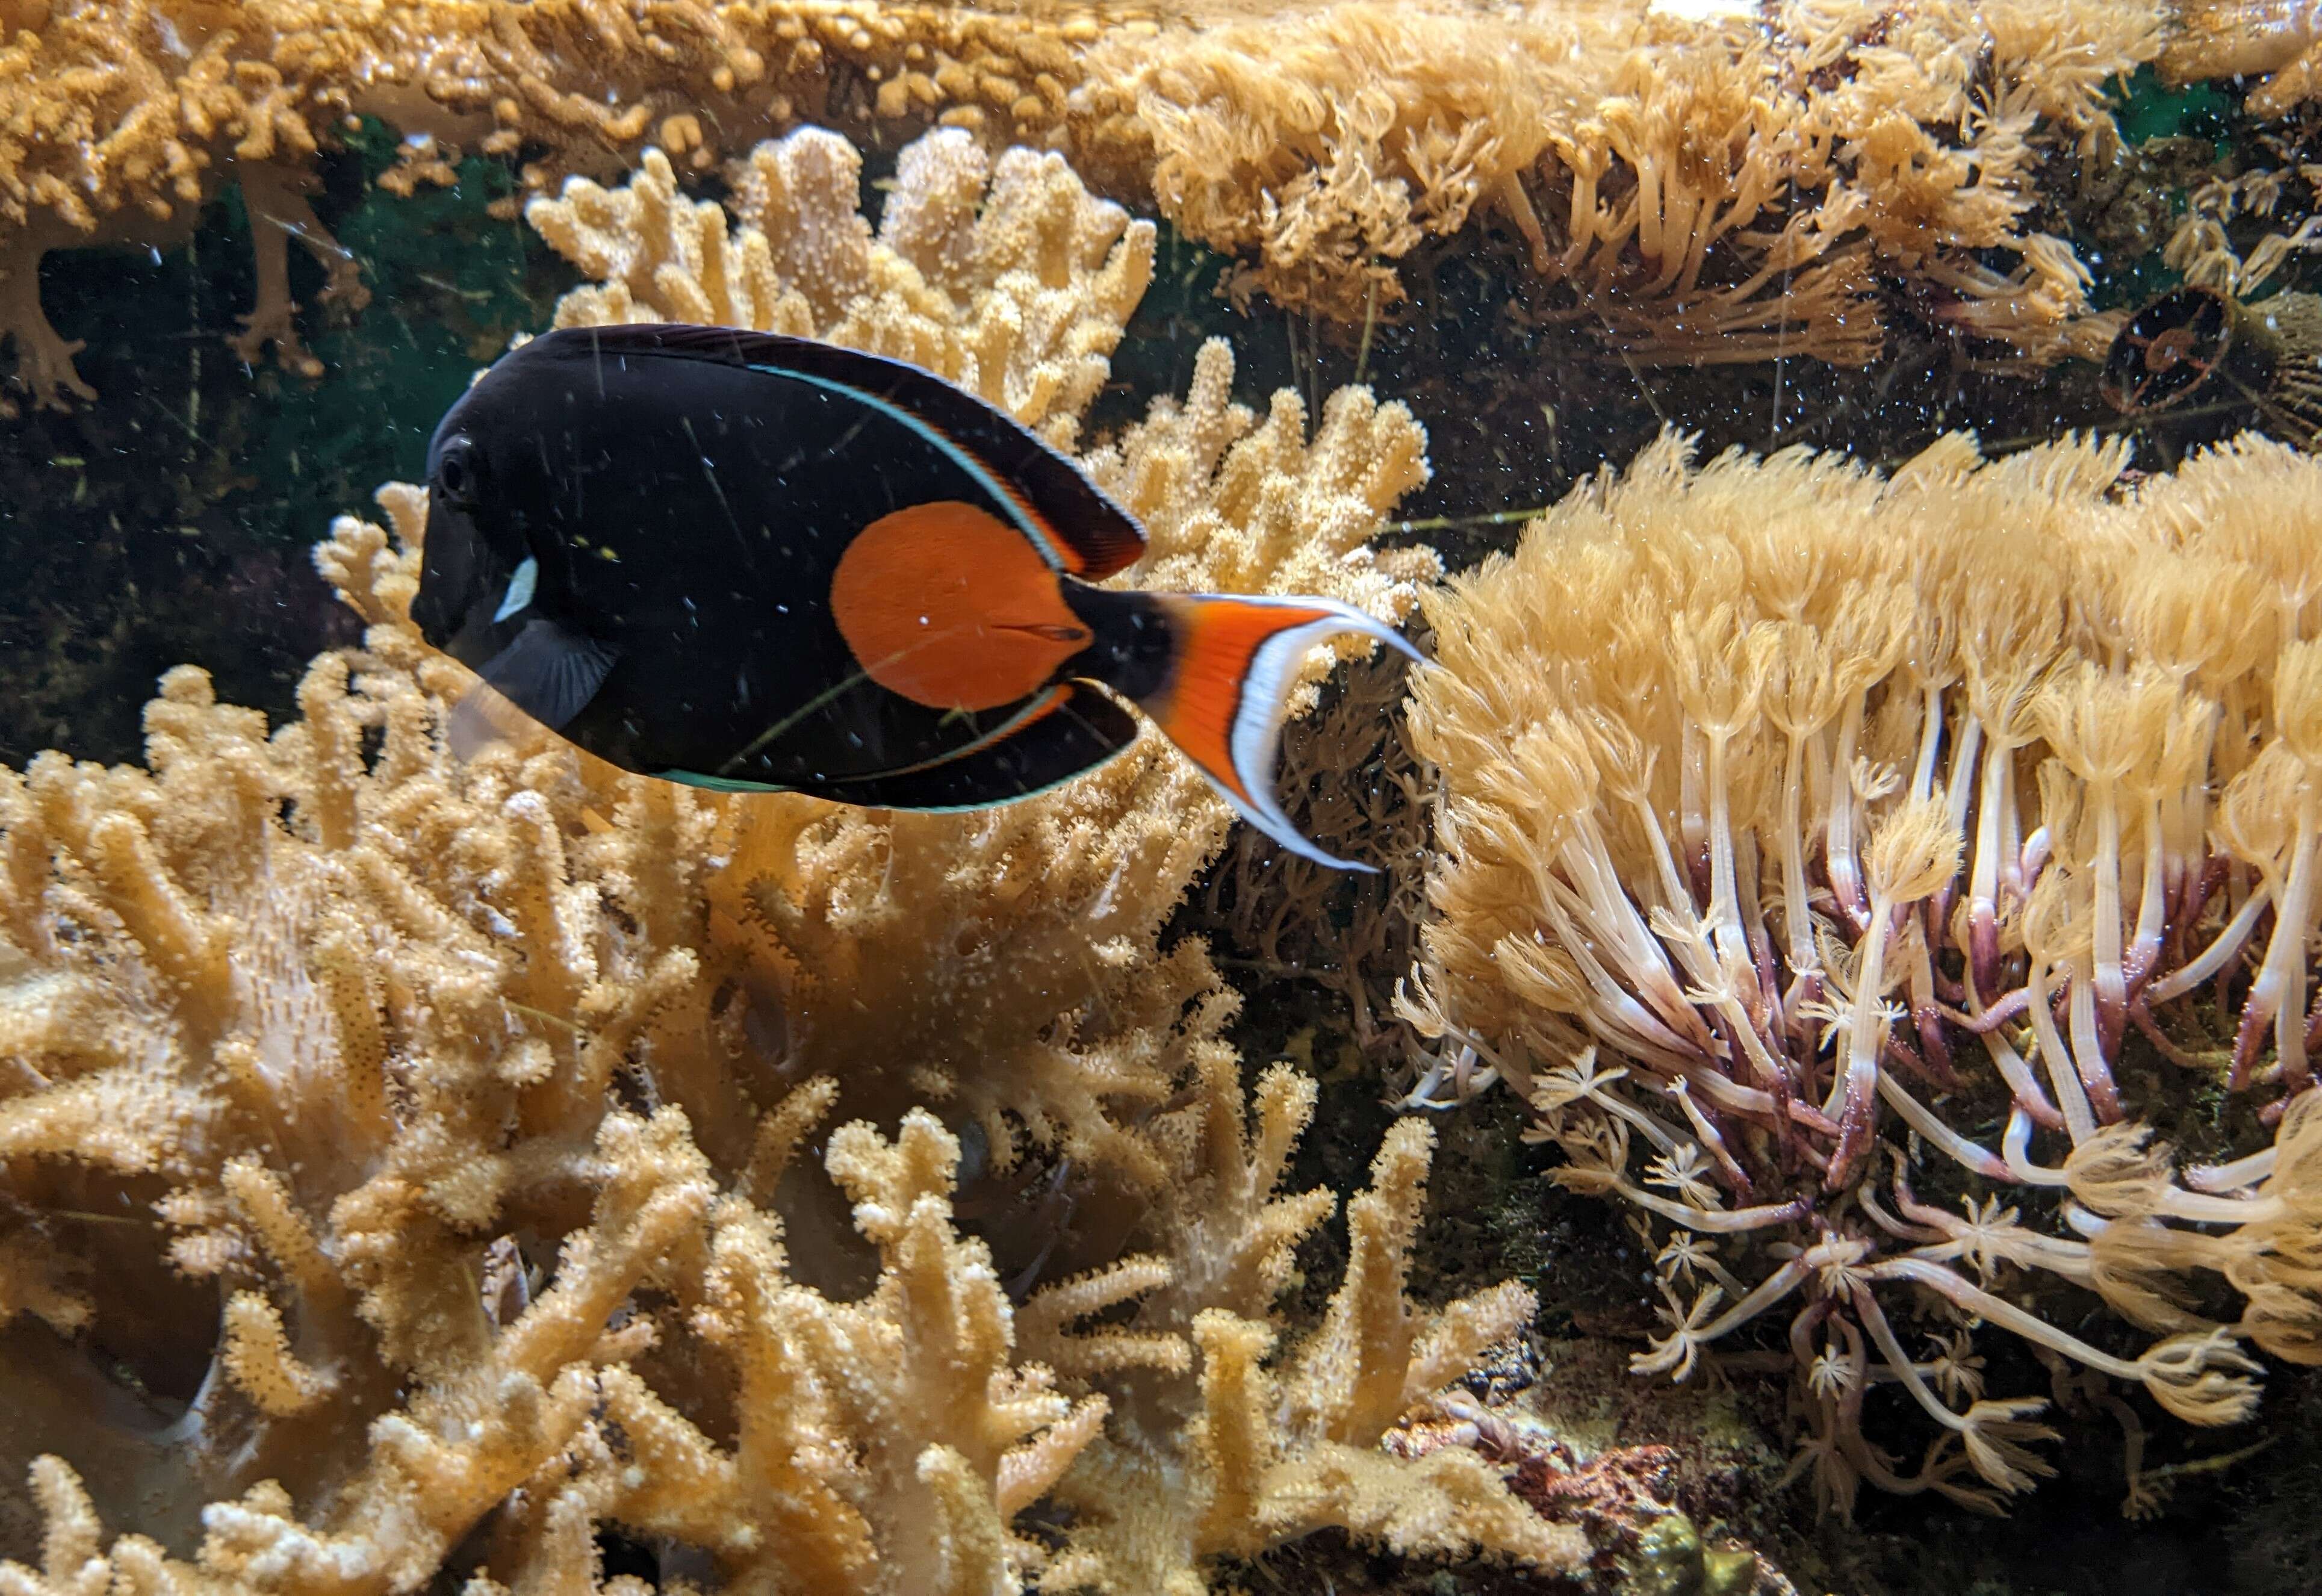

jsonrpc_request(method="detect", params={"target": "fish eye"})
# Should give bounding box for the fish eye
[435,436,480,505]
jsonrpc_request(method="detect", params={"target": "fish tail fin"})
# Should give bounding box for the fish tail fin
[1099,590,1421,872]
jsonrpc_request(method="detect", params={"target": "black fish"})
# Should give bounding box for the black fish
[411,323,1417,868]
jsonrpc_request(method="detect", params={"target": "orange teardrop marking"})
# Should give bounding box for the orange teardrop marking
[830,500,1092,712]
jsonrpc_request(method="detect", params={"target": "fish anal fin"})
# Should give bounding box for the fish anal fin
[448,618,619,760]
[791,683,1137,810]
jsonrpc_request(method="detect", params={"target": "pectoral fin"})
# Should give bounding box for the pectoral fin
[492,556,540,623]
[447,618,620,760]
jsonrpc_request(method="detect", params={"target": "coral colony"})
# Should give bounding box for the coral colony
[0,0,2190,409]
[6,2,2322,1591]
[1,126,1532,1595]
[1405,430,2322,1515]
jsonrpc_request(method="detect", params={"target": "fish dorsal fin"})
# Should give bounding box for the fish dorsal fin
[523,324,1148,579]
[447,618,620,760]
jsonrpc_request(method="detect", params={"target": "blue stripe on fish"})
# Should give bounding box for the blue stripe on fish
[749,364,1069,573]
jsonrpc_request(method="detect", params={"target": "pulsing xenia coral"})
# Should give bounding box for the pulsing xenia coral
[1404,429,2322,1515]
[0,124,1561,1594]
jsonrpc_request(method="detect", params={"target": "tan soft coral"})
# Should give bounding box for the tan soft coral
[1,1,2171,409]
[0,541,753,1562]
[0,1060,1568,1594]
[0,0,1132,407]
[0,0,392,404]
[582,1102,1123,1595]
[1076,0,2162,361]
[1403,427,2322,1515]
[1530,23,1886,367]
[0,126,1559,1591]
[2162,1,2322,118]
[0,626,1558,1584]
[1036,1055,1571,1588]
[1077,0,1616,321]
[530,123,1158,446]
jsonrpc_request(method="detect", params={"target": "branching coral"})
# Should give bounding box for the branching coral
[1404,427,2322,1516]
[1029,1054,1579,1588]
[0,521,767,1570]
[528,122,1158,447]
[0,1069,1565,1593]
[0,126,1554,1591]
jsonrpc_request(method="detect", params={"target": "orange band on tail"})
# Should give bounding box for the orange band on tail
[1145,597,1341,806]
[1136,592,1421,871]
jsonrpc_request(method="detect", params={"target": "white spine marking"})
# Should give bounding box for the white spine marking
[492,555,539,623]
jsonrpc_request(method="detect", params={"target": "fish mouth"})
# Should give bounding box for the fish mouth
[411,501,515,665]
[409,586,459,654]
